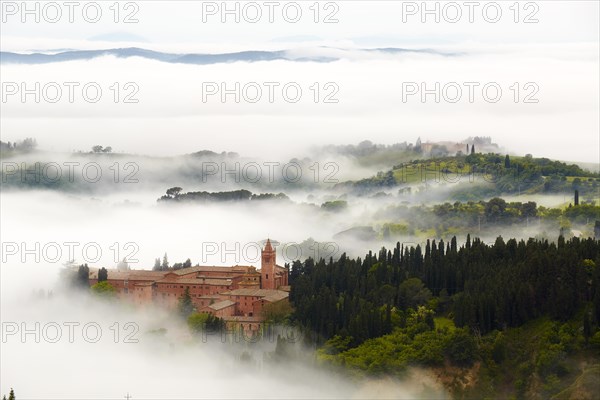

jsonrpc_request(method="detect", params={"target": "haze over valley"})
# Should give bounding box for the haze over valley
[1,1,599,399]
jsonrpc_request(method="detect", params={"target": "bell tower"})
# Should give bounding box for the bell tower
[261,239,276,289]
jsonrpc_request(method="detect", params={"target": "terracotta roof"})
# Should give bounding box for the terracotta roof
[90,265,265,282]
[222,289,289,299]
[264,239,273,251]
[90,270,168,281]
[171,265,254,276]
[208,300,236,311]
[261,292,289,303]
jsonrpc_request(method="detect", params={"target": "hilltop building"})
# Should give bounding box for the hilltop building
[89,240,289,333]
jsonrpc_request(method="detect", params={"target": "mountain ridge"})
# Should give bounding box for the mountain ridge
[0,46,451,65]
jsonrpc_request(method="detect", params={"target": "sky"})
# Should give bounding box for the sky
[1,1,598,49]
[1,0,599,161]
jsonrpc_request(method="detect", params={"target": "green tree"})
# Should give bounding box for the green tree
[98,267,108,282]
[262,300,293,323]
[321,200,348,212]
[399,278,432,309]
[178,287,194,318]
[162,253,169,270]
[187,312,209,333]
[166,187,182,198]
[73,264,89,288]
[445,328,476,366]
[91,281,117,298]
[321,335,353,355]
[504,154,511,168]
[187,312,223,334]
[485,197,507,223]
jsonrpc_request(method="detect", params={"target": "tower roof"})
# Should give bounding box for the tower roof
[264,238,273,252]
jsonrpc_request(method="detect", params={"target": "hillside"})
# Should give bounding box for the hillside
[338,153,600,201]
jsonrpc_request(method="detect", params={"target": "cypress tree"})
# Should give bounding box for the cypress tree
[178,287,194,318]
[98,267,108,282]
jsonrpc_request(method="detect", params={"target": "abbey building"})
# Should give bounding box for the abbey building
[88,240,289,333]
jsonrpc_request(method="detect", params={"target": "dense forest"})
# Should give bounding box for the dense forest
[291,235,600,342]
[289,235,600,396]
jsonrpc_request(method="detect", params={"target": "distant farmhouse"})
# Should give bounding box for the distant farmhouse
[418,136,500,157]
[89,240,289,333]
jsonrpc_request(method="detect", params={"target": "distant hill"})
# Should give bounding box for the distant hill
[0,47,448,65]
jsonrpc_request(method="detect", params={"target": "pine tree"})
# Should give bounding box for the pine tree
[574,190,579,206]
[75,264,90,288]
[471,144,475,155]
[8,388,14,400]
[162,253,169,270]
[504,154,510,168]
[178,287,194,317]
[98,267,108,282]
[153,258,161,271]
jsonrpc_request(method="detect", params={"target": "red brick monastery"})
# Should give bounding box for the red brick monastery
[88,240,289,332]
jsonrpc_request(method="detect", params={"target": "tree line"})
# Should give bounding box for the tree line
[289,235,600,346]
